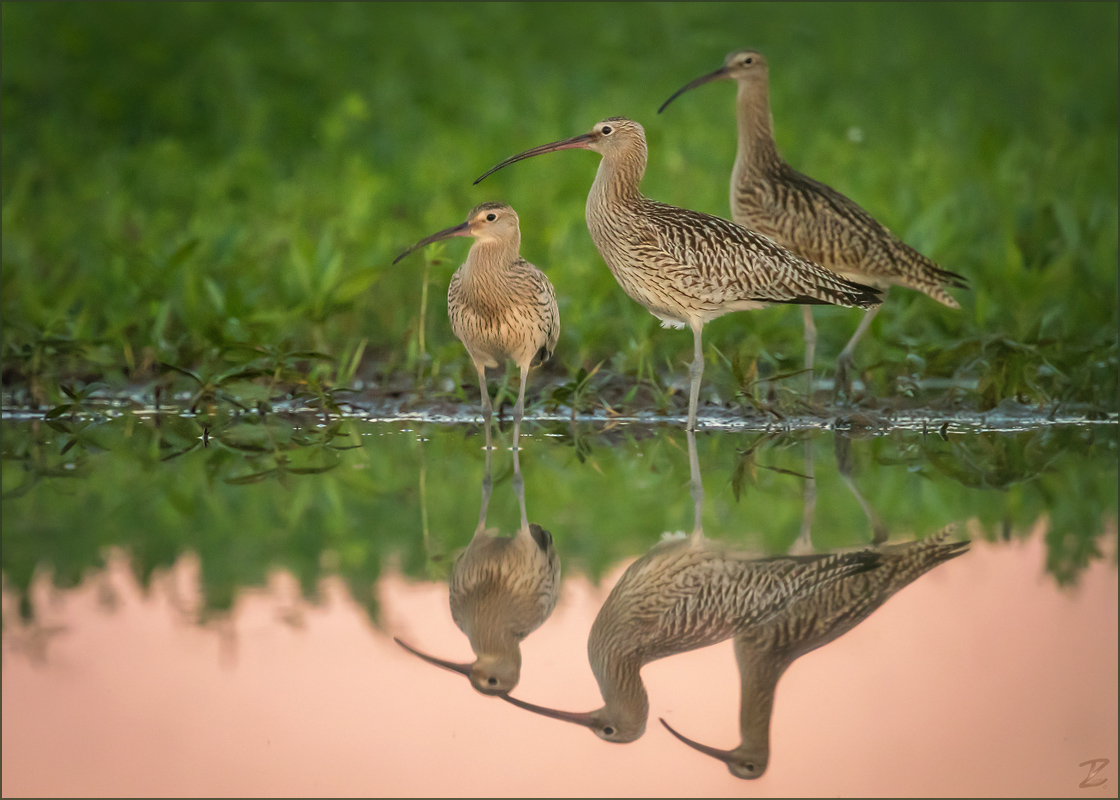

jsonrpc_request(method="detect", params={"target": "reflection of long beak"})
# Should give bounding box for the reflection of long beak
[474,132,597,185]
[659,717,736,762]
[392,221,471,265]
[657,66,731,114]
[393,636,472,678]
[500,693,597,728]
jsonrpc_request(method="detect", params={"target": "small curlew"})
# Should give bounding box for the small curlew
[659,50,967,396]
[660,528,969,778]
[475,118,880,430]
[395,442,560,696]
[394,202,559,451]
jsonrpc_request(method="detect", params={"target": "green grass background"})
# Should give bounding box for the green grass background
[2,2,1118,409]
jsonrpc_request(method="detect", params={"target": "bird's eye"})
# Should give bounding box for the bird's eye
[487,677,498,686]
[603,726,615,736]
[601,125,613,135]
[486,213,496,222]
[744,57,753,64]
[745,764,755,772]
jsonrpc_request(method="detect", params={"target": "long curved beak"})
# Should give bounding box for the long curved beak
[659,717,736,762]
[474,132,597,185]
[500,692,597,728]
[393,636,472,678]
[657,66,731,114]
[392,221,471,265]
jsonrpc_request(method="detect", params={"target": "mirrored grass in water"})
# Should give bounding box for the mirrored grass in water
[2,411,1116,631]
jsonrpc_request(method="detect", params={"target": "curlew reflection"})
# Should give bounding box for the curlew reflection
[660,434,968,778]
[395,444,560,696]
[500,429,882,743]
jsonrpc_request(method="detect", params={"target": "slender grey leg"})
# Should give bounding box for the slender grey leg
[687,321,705,431]
[477,364,493,452]
[802,305,817,398]
[835,302,883,399]
[835,433,887,544]
[475,443,494,539]
[512,364,529,453]
[513,442,528,533]
[687,428,705,543]
[793,438,816,554]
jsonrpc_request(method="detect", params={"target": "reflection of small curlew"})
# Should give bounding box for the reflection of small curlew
[659,50,967,396]
[660,527,969,778]
[394,444,560,696]
[475,118,880,430]
[394,202,559,451]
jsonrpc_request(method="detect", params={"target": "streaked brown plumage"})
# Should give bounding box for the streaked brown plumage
[659,50,967,394]
[474,118,881,430]
[499,430,884,744]
[660,527,969,778]
[395,443,560,696]
[394,202,559,451]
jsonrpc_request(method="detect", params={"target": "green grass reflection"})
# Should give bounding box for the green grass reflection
[2,415,1116,627]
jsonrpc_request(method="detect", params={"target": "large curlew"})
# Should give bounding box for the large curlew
[475,118,880,429]
[659,50,967,395]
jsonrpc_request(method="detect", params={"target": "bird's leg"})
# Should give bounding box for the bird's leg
[512,364,529,453]
[687,428,705,543]
[802,306,817,400]
[478,364,494,452]
[513,443,529,533]
[834,302,882,402]
[476,443,494,538]
[687,321,705,431]
[835,433,887,544]
[791,438,816,555]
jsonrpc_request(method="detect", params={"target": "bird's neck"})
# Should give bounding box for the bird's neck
[470,635,521,675]
[734,78,782,178]
[588,146,647,221]
[734,644,788,755]
[597,652,649,736]
[462,238,520,286]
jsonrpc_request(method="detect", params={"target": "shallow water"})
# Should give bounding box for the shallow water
[2,410,1117,796]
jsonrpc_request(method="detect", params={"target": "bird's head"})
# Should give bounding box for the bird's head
[658,50,769,114]
[474,117,646,184]
[659,717,770,779]
[500,693,647,743]
[392,202,519,264]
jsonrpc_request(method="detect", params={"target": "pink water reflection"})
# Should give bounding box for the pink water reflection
[3,527,1117,797]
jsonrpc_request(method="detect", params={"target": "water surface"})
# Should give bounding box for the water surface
[2,411,1117,796]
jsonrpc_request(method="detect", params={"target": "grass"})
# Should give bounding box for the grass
[1,2,1118,412]
[2,415,1116,625]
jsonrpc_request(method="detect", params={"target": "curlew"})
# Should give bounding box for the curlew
[498,429,884,743]
[394,202,559,451]
[395,442,560,696]
[660,527,969,778]
[659,50,967,396]
[474,118,880,430]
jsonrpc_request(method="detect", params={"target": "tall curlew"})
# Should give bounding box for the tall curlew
[394,202,559,451]
[395,442,560,696]
[659,50,967,396]
[498,429,883,743]
[660,528,969,778]
[475,118,881,430]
